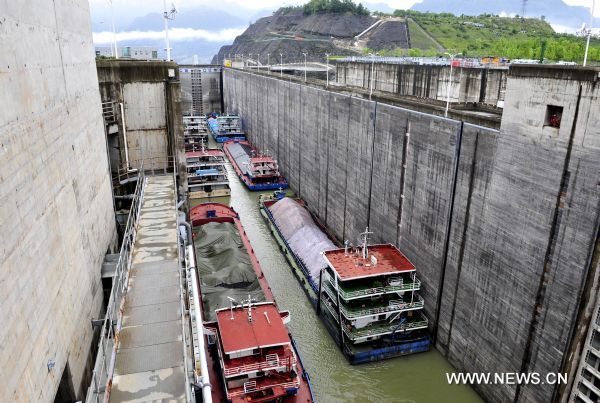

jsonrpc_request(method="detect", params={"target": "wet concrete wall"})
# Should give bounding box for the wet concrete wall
[336,62,507,107]
[223,67,600,403]
[0,1,117,401]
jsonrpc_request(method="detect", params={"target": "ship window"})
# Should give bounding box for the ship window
[544,105,563,128]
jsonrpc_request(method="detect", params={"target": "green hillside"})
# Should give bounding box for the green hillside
[372,10,600,62]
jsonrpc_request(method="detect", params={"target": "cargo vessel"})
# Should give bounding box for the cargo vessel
[223,141,288,191]
[208,113,246,143]
[184,115,209,151]
[186,146,230,199]
[190,203,314,402]
[260,195,430,364]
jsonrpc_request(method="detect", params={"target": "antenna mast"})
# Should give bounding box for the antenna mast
[359,227,373,260]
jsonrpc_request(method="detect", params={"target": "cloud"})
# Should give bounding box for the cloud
[93,27,245,43]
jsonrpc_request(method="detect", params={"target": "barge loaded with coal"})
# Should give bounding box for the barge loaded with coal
[190,202,314,402]
[260,194,430,364]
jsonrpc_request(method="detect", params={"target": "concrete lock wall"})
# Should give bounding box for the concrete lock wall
[0,1,117,401]
[336,62,508,107]
[223,67,600,403]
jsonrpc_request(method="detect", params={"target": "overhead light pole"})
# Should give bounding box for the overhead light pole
[163,1,178,61]
[369,53,378,100]
[267,53,270,74]
[444,52,461,118]
[257,54,260,72]
[302,52,307,82]
[280,53,283,77]
[326,53,330,87]
[583,0,596,66]
[108,0,118,58]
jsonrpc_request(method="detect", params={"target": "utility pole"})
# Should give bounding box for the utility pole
[326,53,330,87]
[280,53,283,77]
[444,52,461,118]
[267,53,270,74]
[303,52,307,82]
[163,1,178,61]
[369,53,377,100]
[108,0,118,58]
[583,0,596,66]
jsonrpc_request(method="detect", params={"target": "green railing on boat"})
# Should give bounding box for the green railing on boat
[340,297,424,319]
[322,280,424,319]
[343,318,429,340]
[330,278,421,300]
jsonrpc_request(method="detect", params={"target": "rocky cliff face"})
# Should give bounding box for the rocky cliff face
[212,11,379,64]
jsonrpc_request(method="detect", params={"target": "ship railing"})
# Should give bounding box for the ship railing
[223,355,296,376]
[227,381,300,399]
[332,278,422,300]
[339,295,424,319]
[322,280,340,306]
[343,317,429,341]
[85,162,147,403]
[323,300,340,323]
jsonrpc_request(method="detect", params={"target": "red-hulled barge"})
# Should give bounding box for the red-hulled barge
[222,140,288,191]
[190,203,314,403]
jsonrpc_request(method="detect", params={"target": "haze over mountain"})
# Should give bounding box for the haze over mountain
[90,3,272,63]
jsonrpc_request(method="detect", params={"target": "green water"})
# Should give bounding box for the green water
[190,140,482,403]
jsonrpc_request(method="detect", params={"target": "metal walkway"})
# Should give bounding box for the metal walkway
[109,175,186,402]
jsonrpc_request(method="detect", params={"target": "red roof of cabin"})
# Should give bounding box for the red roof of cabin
[216,303,290,354]
[323,244,415,280]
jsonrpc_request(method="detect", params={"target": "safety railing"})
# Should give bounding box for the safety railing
[223,355,296,377]
[339,295,424,319]
[333,277,422,300]
[343,317,429,341]
[113,155,176,186]
[227,381,299,399]
[85,163,147,403]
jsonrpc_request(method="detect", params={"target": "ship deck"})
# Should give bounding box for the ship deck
[108,175,186,402]
[323,244,416,281]
[191,203,313,403]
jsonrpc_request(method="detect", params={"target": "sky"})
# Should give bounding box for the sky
[89,0,418,11]
[88,0,599,15]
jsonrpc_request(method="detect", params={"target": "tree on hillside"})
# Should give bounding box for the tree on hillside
[302,0,369,16]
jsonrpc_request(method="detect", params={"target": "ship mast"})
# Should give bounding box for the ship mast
[359,227,373,260]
